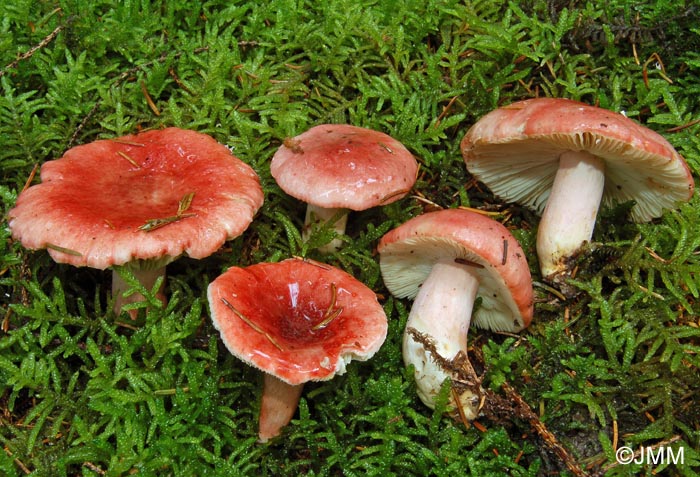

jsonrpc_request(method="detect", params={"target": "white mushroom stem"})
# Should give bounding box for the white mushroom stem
[537,150,606,283]
[403,258,481,419]
[303,203,349,253]
[112,266,167,319]
[258,374,304,443]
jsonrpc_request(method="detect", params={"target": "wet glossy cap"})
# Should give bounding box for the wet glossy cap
[270,124,418,210]
[8,127,264,269]
[207,258,388,385]
[378,209,533,332]
[461,98,694,222]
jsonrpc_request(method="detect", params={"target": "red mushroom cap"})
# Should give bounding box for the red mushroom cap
[8,128,264,269]
[461,98,694,222]
[207,258,388,385]
[270,124,418,210]
[378,209,533,332]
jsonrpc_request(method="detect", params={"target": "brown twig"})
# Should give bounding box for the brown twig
[220,298,284,351]
[0,13,67,78]
[666,118,700,133]
[2,445,31,474]
[20,163,39,194]
[117,151,140,168]
[140,80,161,116]
[470,345,590,477]
[67,46,209,149]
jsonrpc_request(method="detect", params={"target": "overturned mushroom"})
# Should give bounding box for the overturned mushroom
[461,98,694,294]
[8,127,263,317]
[207,258,387,442]
[378,209,533,419]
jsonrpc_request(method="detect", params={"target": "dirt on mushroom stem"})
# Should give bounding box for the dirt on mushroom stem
[406,327,484,420]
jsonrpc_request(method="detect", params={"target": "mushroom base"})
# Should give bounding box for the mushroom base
[537,150,605,296]
[112,265,167,319]
[258,374,304,443]
[402,259,483,420]
[303,204,349,253]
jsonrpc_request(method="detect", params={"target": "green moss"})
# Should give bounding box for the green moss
[2,0,700,475]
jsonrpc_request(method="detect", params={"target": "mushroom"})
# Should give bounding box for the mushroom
[207,257,387,442]
[8,127,264,317]
[461,98,695,294]
[377,209,533,418]
[270,124,418,252]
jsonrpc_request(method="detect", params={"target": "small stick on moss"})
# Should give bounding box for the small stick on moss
[2,445,31,474]
[292,256,331,270]
[411,193,443,210]
[645,246,669,264]
[457,205,504,217]
[82,462,106,476]
[0,15,67,78]
[154,387,190,396]
[21,163,39,194]
[380,188,411,204]
[642,52,672,88]
[666,118,700,133]
[533,280,567,301]
[2,308,12,333]
[501,381,589,476]
[221,298,284,351]
[433,95,459,128]
[168,67,193,94]
[470,345,589,477]
[140,80,161,116]
[451,386,472,429]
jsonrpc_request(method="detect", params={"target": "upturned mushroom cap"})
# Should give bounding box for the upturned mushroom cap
[207,258,388,385]
[8,127,264,268]
[461,98,694,222]
[378,209,533,332]
[270,124,418,211]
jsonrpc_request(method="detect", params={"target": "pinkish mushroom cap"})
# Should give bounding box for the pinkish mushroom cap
[461,98,694,222]
[207,258,388,384]
[208,257,388,442]
[270,124,418,252]
[461,98,694,289]
[8,127,264,314]
[270,124,418,211]
[378,209,533,416]
[378,209,533,333]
